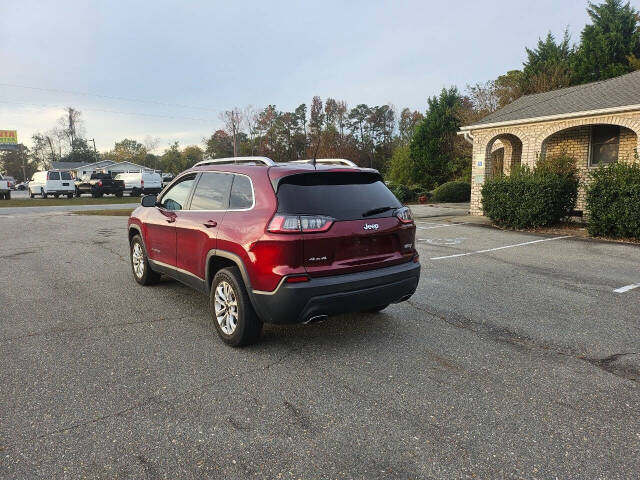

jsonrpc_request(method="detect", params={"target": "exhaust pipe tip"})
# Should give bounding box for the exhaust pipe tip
[303,314,328,325]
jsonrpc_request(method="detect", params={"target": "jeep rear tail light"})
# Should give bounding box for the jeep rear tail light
[395,206,414,224]
[268,214,334,233]
[141,179,144,187]
[98,180,103,187]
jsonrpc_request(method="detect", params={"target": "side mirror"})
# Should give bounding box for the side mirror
[141,195,157,207]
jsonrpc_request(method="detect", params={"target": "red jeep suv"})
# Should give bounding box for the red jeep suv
[128,157,420,346]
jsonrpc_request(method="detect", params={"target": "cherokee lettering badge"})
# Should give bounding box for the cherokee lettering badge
[363,223,380,230]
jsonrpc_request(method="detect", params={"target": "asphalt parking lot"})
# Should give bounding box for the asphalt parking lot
[1,209,639,479]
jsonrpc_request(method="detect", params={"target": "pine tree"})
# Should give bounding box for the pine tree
[573,0,640,83]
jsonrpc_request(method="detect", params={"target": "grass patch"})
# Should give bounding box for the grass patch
[72,208,135,216]
[0,196,139,207]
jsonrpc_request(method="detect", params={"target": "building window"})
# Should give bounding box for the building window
[589,125,619,166]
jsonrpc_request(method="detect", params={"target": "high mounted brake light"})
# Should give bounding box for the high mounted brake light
[268,214,334,233]
[395,206,414,224]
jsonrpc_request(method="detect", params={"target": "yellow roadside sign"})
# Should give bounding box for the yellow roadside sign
[0,130,18,144]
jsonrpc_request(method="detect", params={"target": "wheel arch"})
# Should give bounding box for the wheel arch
[206,249,268,322]
[206,250,253,292]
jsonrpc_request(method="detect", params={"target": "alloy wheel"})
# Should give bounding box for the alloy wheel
[214,281,239,335]
[132,242,145,278]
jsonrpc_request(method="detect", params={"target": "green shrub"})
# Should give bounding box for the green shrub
[388,184,413,203]
[586,162,640,239]
[387,146,415,186]
[481,156,579,229]
[431,181,471,202]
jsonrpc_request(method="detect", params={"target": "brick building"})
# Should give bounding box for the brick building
[460,70,640,215]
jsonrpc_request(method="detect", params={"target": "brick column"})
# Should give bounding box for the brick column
[470,134,489,216]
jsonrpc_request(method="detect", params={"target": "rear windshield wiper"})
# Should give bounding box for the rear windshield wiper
[362,206,395,217]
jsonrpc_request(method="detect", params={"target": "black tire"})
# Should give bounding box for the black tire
[42,189,47,199]
[66,193,73,199]
[54,194,60,198]
[29,190,35,199]
[91,192,98,198]
[6,191,10,200]
[130,235,161,286]
[210,267,262,347]
[75,189,81,198]
[115,191,123,197]
[365,304,389,313]
[131,188,140,197]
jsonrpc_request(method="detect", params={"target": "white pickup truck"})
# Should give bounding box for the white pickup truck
[0,173,10,200]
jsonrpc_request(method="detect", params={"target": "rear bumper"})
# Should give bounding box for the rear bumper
[251,261,420,324]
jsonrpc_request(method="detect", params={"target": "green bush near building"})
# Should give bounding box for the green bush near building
[586,162,640,239]
[481,155,579,229]
[431,181,471,203]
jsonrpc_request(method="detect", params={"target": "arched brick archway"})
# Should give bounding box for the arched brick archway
[469,130,526,214]
[484,133,523,176]
[532,117,640,159]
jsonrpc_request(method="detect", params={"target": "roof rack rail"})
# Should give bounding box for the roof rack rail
[289,158,358,167]
[194,156,275,167]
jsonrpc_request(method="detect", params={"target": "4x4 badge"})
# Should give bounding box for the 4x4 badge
[363,223,379,230]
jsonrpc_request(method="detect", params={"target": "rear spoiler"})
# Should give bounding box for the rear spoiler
[270,170,383,192]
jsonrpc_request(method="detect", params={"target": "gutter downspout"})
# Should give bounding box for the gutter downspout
[458,130,474,145]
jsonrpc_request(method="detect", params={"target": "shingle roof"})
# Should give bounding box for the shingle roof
[51,161,84,170]
[467,70,640,128]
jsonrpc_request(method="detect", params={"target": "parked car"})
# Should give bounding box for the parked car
[127,157,420,346]
[0,173,10,200]
[75,172,125,198]
[15,181,29,191]
[114,171,162,196]
[3,176,16,190]
[29,170,75,198]
[162,173,174,188]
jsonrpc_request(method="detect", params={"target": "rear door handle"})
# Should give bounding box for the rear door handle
[204,220,217,228]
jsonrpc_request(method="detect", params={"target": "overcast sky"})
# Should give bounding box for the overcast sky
[1,0,591,153]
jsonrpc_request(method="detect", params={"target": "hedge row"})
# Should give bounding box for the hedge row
[387,181,471,203]
[481,156,579,229]
[431,181,471,202]
[586,162,640,239]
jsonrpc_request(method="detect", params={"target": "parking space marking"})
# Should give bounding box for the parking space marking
[613,283,640,294]
[430,235,572,260]
[418,237,467,246]
[416,222,467,230]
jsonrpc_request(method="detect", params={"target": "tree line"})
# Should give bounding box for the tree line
[2,0,638,190]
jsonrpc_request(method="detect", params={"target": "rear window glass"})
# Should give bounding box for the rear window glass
[276,172,401,220]
[48,171,60,180]
[61,172,72,180]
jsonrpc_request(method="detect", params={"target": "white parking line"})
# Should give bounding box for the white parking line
[416,223,467,230]
[430,236,572,260]
[613,283,640,294]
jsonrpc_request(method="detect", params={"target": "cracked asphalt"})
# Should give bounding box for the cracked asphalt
[1,211,639,479]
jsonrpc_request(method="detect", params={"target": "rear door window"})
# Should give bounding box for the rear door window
[276,172,401,220]
[48,171,60,181]
[61,172,72,180]
[229,175,253,209]
[190,172,233,210]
